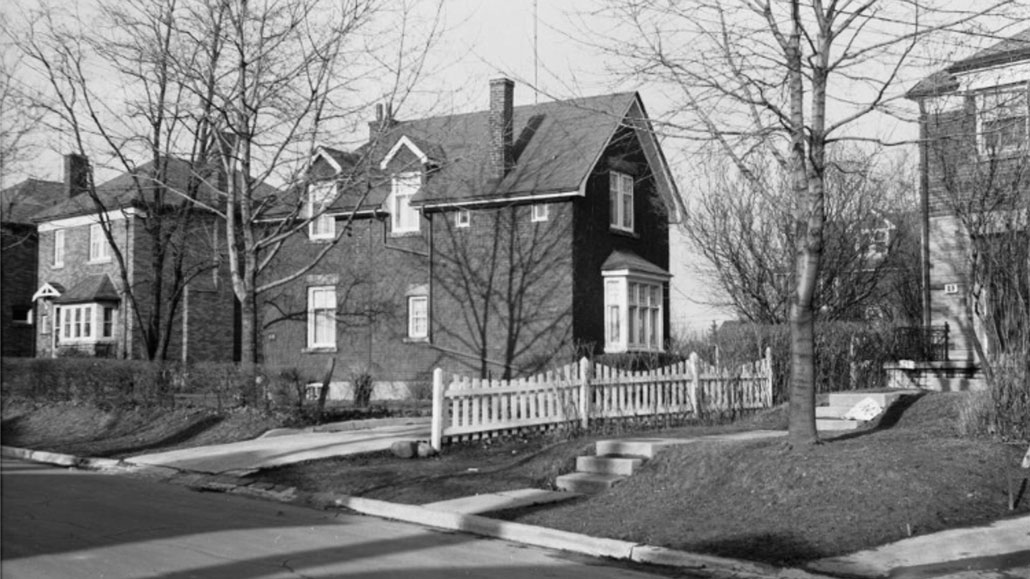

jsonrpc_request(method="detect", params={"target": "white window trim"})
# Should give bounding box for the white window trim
[609,171,634,233]
[390,172,421,235]
[53,229,65,268]
[408,295,428,339]
[88,223,111,263]
[602,273,664,354]
[455,209,471,228]
[308,181,337,241]
[55,303,117,344]
[307,286,337,349]
[531,203,549,222]
[976,84,1029,157]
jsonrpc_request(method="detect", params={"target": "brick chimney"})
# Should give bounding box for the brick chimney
[368,102,396,142]
[64,153,90,198]
[489,78,514,180]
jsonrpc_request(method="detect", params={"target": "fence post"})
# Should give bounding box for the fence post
[764,347,773,407]
[578,357,590,430]
[431,368,444,451]
[688,352,699,414]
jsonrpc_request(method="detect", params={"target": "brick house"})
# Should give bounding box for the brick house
[260,79,682,391]
[1,177,65,357]
[907,29,1030,362]
[31,155,239,361]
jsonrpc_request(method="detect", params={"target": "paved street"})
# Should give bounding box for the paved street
[0,458,680,579]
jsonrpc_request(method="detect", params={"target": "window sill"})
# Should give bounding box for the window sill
[403,336,429,344]
[610,228,639,239]
[390,230,422,238]
[308,235,336,243]
[302,346,338,353]
[88,258,113,265]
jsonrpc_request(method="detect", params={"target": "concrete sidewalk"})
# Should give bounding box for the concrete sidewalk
[128,419,430,475]
[808,515,1030,578]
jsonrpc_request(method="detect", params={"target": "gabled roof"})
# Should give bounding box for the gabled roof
[53,274,120,304]
[33,157,279,222]
[318,90,681,221]
[907,28,1030,99]
[0,179,65,225]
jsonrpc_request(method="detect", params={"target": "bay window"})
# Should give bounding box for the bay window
[55,303,117,343]
[603,275,664,353]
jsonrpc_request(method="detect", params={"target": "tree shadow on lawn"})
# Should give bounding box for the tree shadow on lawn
[84,414,227,457]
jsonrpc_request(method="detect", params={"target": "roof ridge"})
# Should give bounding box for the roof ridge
[393,91,637,127]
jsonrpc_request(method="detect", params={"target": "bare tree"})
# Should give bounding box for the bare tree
[0,53,44,187]
[588,0,1025,445]
[13,0,223,360]
[686,146,919,324]
[182,0,443,368]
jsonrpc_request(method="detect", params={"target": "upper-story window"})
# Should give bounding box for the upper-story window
[308,181,336,240]
[455,209,471,228]
[531,203,549,222]
[978,85,1028,156]
[53,229,65,267]
[89,223,111,262]
[609,171,634,233]
[391,172,421,234]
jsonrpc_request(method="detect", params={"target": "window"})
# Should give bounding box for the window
[603,277,663,353]
[978,86,1028,155]
[307,286,336,349]
[531,203,549,222]
[53,229,65,267]
[55,303,115,343]
[391,172,421,234]
[455,209,471,228]
[102,306,115,338]
[609,171,634,232]
[11,305,32,325]
[408,296,428,339]
[89,223,111,262]
[308,181,336,240]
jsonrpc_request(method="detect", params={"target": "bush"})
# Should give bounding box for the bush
[352,371,374,408]
[959,356,1030,442]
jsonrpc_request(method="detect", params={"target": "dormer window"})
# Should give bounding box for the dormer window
[308,181,336,240]
[391,172,421,234]
[978,85,1028,156]
[609,171,634,233]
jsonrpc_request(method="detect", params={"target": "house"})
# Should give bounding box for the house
[907,29,1030,362]
[1,177,66,357]
[260,79,682,391]
[30,154,239,361]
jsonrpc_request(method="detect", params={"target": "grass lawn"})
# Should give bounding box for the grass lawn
[249,392,1029,565]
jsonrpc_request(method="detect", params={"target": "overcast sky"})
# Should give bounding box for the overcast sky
[5,0,1021,335]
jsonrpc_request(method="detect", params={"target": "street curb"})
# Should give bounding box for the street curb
[3,444,832,579]
[1,445,125,471]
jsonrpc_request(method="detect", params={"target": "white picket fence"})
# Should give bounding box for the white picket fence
[430,349,773,450]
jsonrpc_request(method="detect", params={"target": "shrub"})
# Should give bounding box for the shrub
[352,372,374,408]
[959,356,1030,442]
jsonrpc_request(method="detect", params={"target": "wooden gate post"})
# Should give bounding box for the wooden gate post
[578,357,591,429]
[689,352,700,414]
[431,368,444,451]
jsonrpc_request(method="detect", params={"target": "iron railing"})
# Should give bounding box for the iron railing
[893,323,950,362]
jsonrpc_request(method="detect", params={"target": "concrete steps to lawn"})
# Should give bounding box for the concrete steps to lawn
[815,390,920,433]
[556,438,694,494]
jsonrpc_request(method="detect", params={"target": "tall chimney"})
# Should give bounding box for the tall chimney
[64,153,90,198]
[489,78,514,180]
[368,102,396,142]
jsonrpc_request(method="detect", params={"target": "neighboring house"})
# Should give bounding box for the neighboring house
[31,155,239,361]
[0,176,66,357]
[260,78,682,388]
[907,29,1030,361]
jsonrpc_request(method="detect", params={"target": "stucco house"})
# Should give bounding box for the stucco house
[0,176,65,357]
[907,29,1030,364]
[260,79,682,391]
[31,155,239,362]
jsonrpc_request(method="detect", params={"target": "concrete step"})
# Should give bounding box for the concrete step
[576,455,644,476]
[555,472,626,494]
[827,391,907,409]
[595,439,667,459]
[815,405,852,419]
[816,418,862,431]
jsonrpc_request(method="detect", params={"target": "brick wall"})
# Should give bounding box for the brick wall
[1,224,38,357]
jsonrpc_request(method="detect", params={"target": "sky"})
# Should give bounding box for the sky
[5,0,1021,336]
